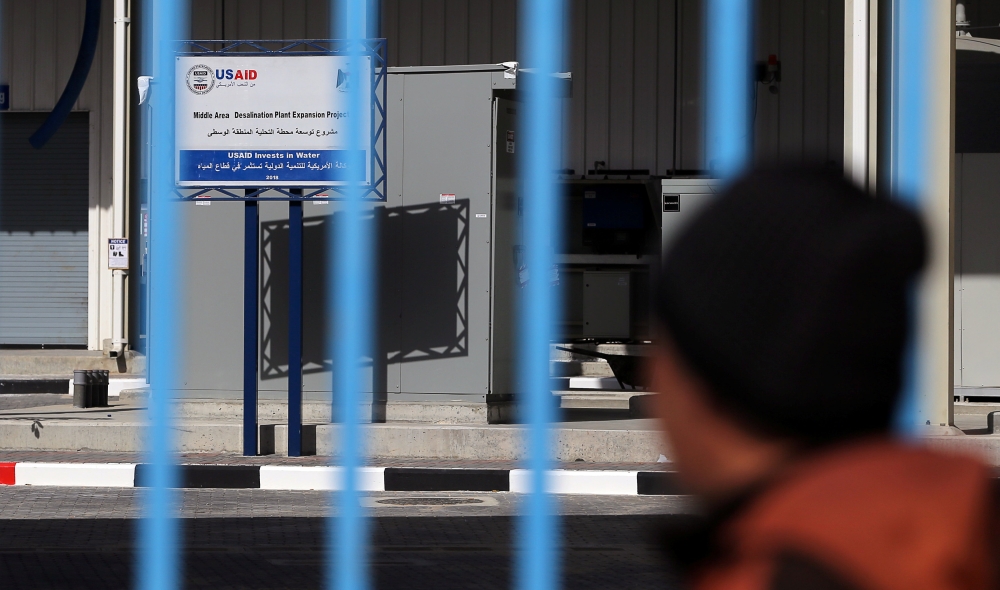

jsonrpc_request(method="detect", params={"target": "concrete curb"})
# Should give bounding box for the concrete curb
[0,462,681,495]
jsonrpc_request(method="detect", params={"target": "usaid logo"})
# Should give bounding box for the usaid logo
[215,68,258,81]
[186,64,214,94]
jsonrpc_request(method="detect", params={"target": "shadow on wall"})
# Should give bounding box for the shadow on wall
[259,199,471,381]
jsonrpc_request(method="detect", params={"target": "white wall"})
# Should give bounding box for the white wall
[1,0,120,351]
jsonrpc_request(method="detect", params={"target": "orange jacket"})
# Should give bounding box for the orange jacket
[685,441,996,590]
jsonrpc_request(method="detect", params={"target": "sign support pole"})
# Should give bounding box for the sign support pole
[243,198,259,456]
[288,197,304,457]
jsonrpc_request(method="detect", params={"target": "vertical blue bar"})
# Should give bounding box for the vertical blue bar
[244,200,259,456]
[705,0,753,180]
[138,0,187,589]
[288,199,304,457]
[328,1,372,589]
[517,1,564,590]
[892,0,929,434]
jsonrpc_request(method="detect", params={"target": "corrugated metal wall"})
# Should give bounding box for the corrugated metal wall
[1,0,118,349]
[192,0,844,173]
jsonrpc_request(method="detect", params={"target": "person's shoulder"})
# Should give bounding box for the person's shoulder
[724,439,995,590]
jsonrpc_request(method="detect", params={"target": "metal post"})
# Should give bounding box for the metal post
[244,198,259,456]
[288,198,304,457]
[705,0,753,180]
[893,0,955,432]
[517,1,565,590]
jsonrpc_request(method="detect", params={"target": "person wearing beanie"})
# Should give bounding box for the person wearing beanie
[650,166,996,590]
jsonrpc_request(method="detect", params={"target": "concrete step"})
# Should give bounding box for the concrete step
[0,411,666,463]
[550,343,655,362]
[550,360,616,378]
[0,350,145,376]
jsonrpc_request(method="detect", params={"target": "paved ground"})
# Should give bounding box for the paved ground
[0,394,71,411]
[0,487,694,589]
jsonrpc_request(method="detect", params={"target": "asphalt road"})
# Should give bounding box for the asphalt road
[0,487,696,589]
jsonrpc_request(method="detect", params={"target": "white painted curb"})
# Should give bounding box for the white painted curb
[15,462,136,488]
[509,469,639,495]
[259,466,386,491]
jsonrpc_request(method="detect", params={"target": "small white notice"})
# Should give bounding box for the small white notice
[108,238,129,269]
[439,193,456,204]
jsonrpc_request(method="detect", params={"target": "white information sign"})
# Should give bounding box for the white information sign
[175,55,372,187]
[108,238,129,269]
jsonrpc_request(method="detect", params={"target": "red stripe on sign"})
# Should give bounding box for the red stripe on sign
[0,463,14,485]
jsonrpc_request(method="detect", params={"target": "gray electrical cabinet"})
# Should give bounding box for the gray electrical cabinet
[385,64,520,412]
[661,178,721,254]
[582,271,631,339]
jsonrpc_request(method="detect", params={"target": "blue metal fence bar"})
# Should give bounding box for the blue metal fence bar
[328,1,373,589]
[892,0,930,433]
[288,199,304,457]
[705,0,753,180]
[244,199,260,456]
[138,0,187,588]
[516,1,565,589]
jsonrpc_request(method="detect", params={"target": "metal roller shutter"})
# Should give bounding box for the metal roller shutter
[0,112,89,346]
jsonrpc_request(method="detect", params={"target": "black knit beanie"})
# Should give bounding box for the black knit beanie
[656,165,926,444]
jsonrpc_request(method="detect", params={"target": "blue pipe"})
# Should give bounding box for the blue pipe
[30,0,101,149]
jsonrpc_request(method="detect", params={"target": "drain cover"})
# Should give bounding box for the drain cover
[375,497,485,506]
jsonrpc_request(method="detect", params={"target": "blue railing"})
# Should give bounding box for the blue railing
[137,0,935,588]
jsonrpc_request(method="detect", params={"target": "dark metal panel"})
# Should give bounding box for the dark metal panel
[190,0,219,40]
[826,0,844,167]
[9,2,34,111]
[567,0,588,173]
[57,0,82,111]
[491,0,516,62]
[632,0,659,174]
[397,0,422,66]
[304,0,330,39]
[223,0,240,39]
[382,0,400,66]
[753,0,781,163]
[802,0,831,160]
[0,112,89,345]
[608,0,635,169]
[467,0,492,64]
[260,0,285,41]
[444,0,469,65]
[282,0,308,40]
[422,0,446,66]
[777,0,805,160]
[677,0,703,170]
[656,0,676,174]
[236,0,262,39]
[585,0,611,171]
[33,0,57,111]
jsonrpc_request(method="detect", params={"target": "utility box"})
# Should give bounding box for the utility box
[582,271,631,339]
[380,63,522,419]
[661,178,722,254]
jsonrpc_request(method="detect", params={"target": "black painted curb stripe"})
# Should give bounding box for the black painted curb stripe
[636,471,682,495]
[0,379,69,394]
[384,468,510,492]
[128,465,680,494]
[134,465,261,489]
